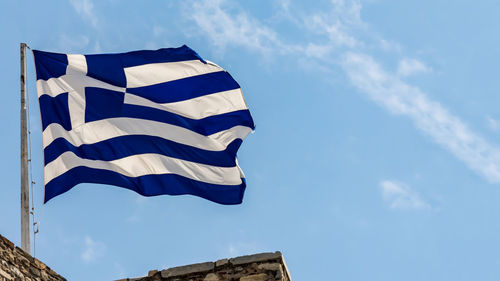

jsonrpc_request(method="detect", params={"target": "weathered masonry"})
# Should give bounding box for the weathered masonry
[0,234,66,281]
[119,252,292,281]
[1,233,291,281]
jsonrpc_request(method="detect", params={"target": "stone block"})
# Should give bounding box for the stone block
[203,273,220,281]
[257,263,281,272]
[34,258,47,270]
[0,235,14,249]
[239,273,269,281]
[161,262,214,278]
[0,267,12,280]
[230,252,282,266]
[29,266,41,277]
[215,258,228,268]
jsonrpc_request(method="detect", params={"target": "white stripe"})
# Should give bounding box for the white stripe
[124,60,222,88]
[36,74,126,98]
[42,117,252,151]
[45,151,243,185]
[124,89,248,120]
[209,125,253,146]
[67,89,86,129]
[66,54,87,75]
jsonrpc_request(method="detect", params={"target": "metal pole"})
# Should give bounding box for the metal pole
[20,42,30,254]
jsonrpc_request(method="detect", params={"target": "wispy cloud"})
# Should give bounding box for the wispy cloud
[186,0,361,58]
[69,0,98,28]
[342,52,500,183]
[81,236,106,263]
[378,38,402,53]
[397,58,431,77]
[303,43,333,59]
[487,117,500,132]
[188,0,283,55]
[303,0,362,49]
[380,180,430,210]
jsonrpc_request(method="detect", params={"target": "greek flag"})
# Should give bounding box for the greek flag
[33,45,254,204]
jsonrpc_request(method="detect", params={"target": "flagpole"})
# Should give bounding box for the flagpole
[20,42,30,254]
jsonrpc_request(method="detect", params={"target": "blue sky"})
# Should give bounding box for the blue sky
[2,0,500,280]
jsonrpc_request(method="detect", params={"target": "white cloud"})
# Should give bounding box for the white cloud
[186,0,360,56]
[380,180,430,210]
[397,58,431,77]
[379,38,402,53]
[186,0,363,59]
[342,52,500,183]
[188,0,283,55]
[303,0,362,48]
[277,0,291,13]
[331,0,362,23]
[487,117,500,132]
[81,236,106,263]
[69,0,98,28]
[305,14,359,48]
[303,43,333,59]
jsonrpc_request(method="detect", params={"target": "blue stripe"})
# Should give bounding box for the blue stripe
[44,166,246,205]
[126,71,240,103]
[84,45,205,87]
[33,50,68,81]
[118,45,206,67]
[39,93,72,131]
[83,87,255,135]
[44,135,243,167]
[85,54,127,87]
[83,86,254,135]
[122,105,255,136]
[85,87,125,123]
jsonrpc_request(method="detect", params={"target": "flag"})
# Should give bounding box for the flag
[32,45,255,204]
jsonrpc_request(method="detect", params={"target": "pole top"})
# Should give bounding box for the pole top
[20,43,31,50]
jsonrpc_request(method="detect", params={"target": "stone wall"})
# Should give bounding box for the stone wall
[119,252,292,281]
[0,234,66,281]
[1,233,291,281]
